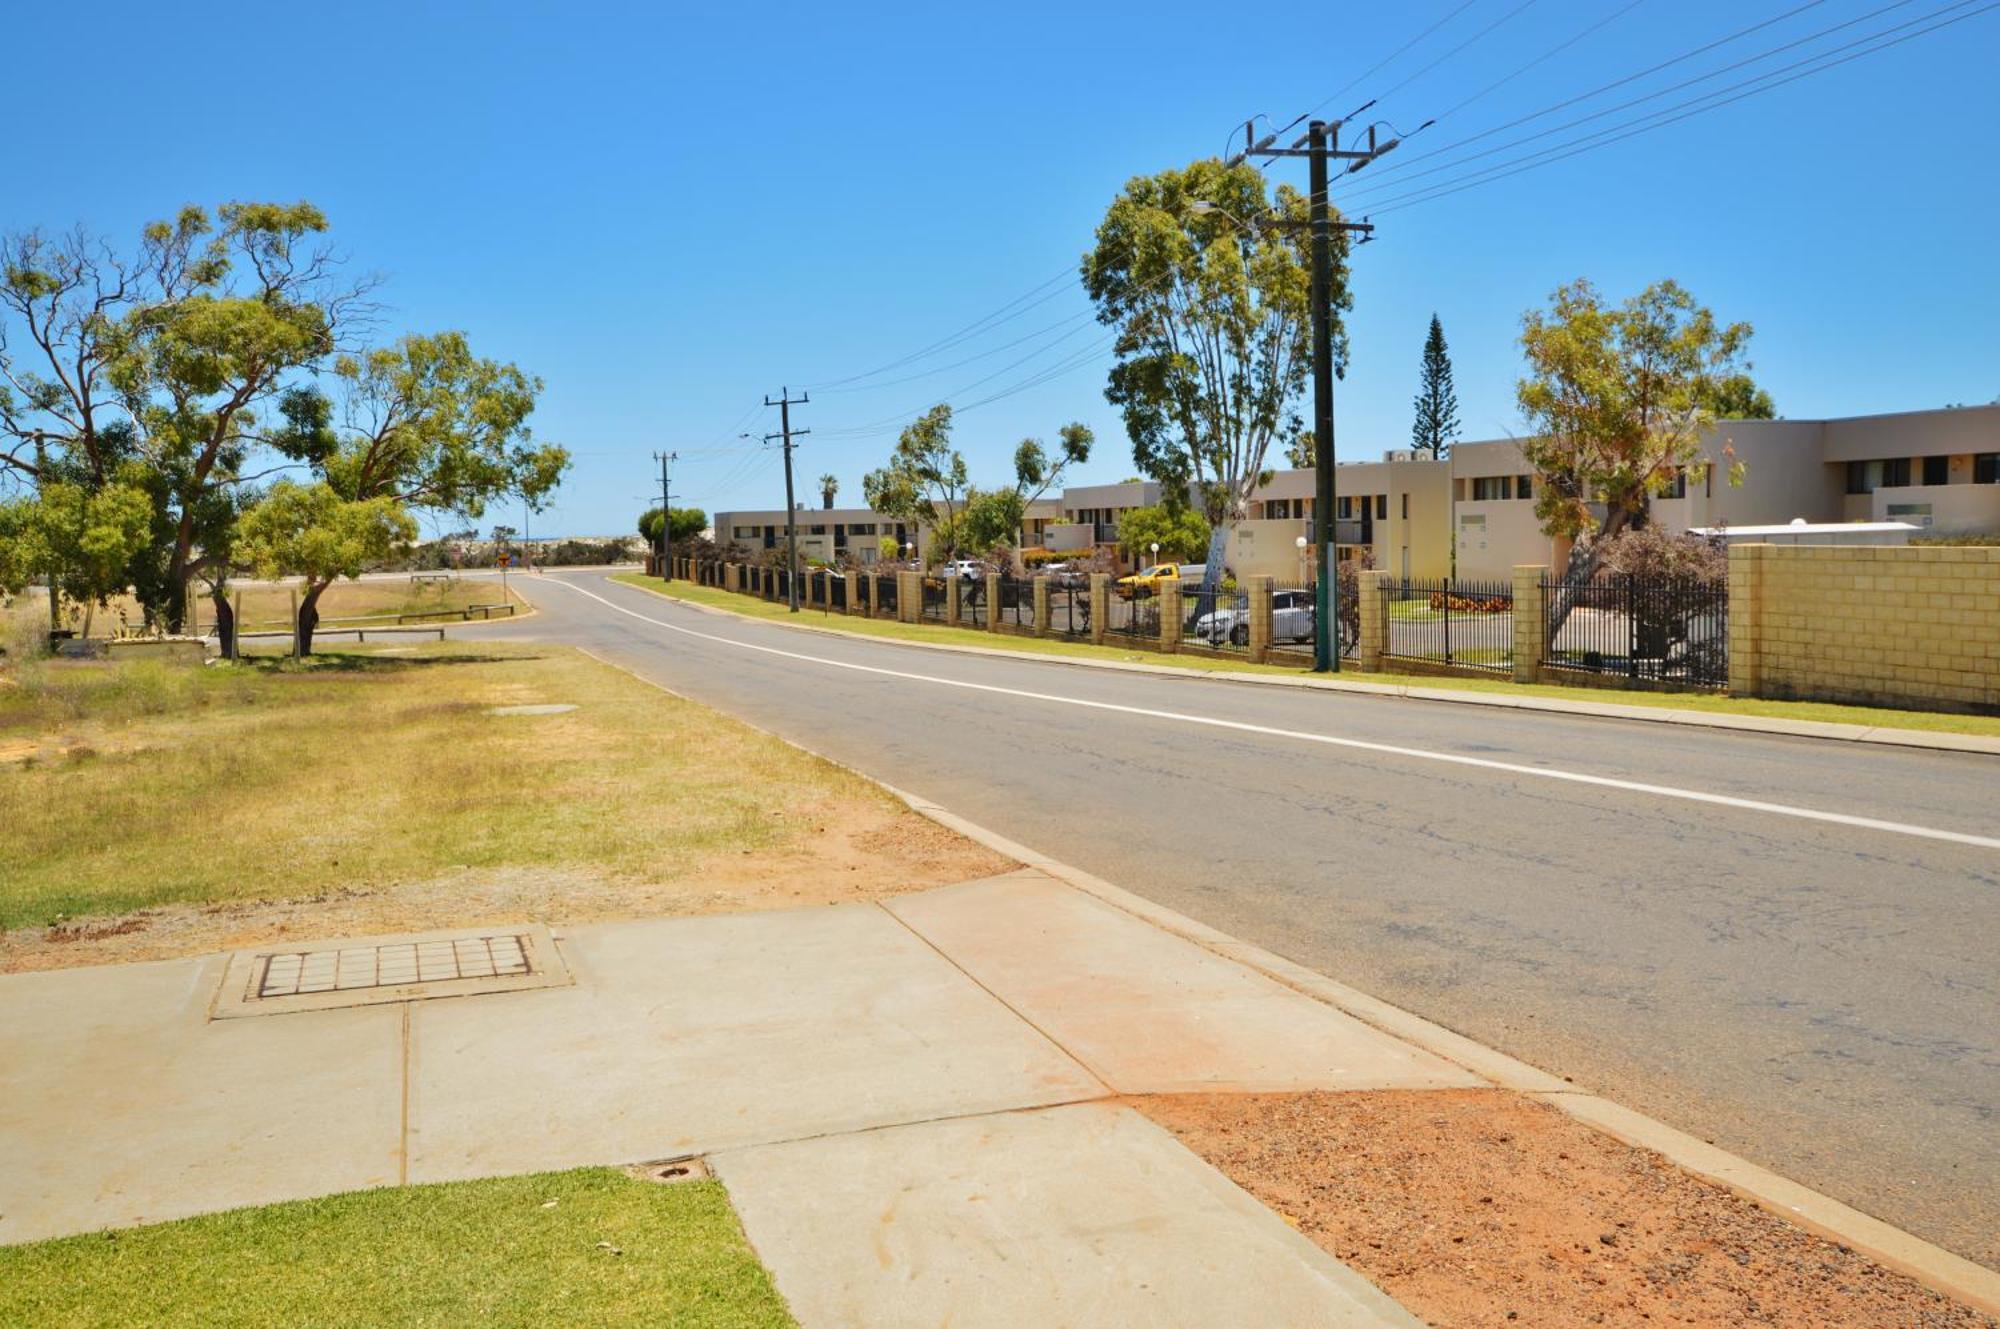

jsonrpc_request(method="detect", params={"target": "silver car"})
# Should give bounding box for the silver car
[1189,588,1316,646]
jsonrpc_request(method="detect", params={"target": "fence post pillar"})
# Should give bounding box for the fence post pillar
[1089,574,1109,645]
[985,573,1002,632]
[1727,544,1763,697]
[1033,576,1051,636]
[1357,570,1389,672]
[1512,565,1547,684]
[1159,580,1182,652]
[1247,575,1273,662]
[898,570,919,623]
[945,576,961,626]
[845,571,860,615]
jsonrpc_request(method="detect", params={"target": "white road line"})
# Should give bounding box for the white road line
[533,576,2000,854]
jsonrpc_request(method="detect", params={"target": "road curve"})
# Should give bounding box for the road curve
[470,569,2000,1268]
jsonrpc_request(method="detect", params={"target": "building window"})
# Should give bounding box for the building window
[1847,459,1912,494]
[1662,469,1687,499]
[810,524,827,535]
[1922,455,1949,486]
[1401,493,1409,519]
[1471,476,1510,501]
[1516,474,1533,501]
[1885,457,1911,487]
[1266,499,1291,520]
[732,526,758,539]
[1375,494,1387,519]
[1976,453,1999,484]
[1337,496,1353,519]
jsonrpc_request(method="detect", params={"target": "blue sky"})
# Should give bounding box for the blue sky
[8,0,1996,536]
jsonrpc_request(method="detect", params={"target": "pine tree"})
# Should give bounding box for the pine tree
[1412,313,1460,458]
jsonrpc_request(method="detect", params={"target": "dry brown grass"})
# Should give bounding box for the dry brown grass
[0,641,1008,971]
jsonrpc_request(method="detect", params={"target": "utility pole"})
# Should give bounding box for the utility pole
[1230,112,1400,672]
[652,450,677,581]
[764,388,810,613]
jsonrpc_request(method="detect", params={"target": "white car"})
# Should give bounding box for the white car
[941,559,984,579]
[1190,588,1316,647]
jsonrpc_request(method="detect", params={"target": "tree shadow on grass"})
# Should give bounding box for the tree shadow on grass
[246,650,551,676]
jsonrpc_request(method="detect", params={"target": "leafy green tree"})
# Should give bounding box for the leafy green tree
[638,507,707,547]
[1516,278,1755,626]
[1083,157,1345,594]
[238,482,416,642]
[0,202,367,632]
[263,331,567,653]
[0,473,153,611]
[1114,503,1210,564]
[863,405,971,559]
[1411,314,1460,457]
[1706,373,1776,420]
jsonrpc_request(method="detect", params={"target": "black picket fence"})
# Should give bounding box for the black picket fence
[1384,578,1515,675]
[1541,574,1727,688]
[874,573,898,617]
[828,572,847,612]
[997,575,1033,630]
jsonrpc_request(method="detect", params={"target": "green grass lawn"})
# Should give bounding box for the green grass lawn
[0,1169,794,1328]
[615,574,2000,741]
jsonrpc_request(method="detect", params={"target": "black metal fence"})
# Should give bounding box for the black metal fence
[1541,574,1727,688]
[997,574,1032,630]
[1182,581,1248,655]
[1110,587,1158,642]
[1049,579,1090,638]
[1265,580,1333,664]
[920,577,947,622]
[1384,578,1515,674]
[960,575,986,627]
[829,572,847,612]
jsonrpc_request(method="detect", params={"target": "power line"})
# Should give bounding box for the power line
[1279,0,1485,137]
[1339,0,1956,205]
[807,268,1076,390]
[1342,0,1837,189]
[1367,0,1542,107]
[1432,0,1648,122]
[1367,0,1998,216]
[814,308,1098,394]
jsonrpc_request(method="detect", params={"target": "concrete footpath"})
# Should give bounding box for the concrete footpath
[1,868,1469,1327]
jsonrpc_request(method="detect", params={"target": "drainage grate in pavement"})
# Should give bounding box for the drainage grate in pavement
[256,934,532,997]
[211,924,571,1019]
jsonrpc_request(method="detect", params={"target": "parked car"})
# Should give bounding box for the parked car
[1115,562,1205,599]
[1190,587,1315,647]
[940,559,984,580]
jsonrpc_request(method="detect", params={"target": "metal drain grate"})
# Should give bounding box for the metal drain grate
[257,934,532,997]
[211,924,571,1019]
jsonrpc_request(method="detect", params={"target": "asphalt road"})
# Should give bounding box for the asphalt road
[473,569,1999,1268]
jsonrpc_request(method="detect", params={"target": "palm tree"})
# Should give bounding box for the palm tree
[819,473,838,510]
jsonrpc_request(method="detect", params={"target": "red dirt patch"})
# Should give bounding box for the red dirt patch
[1138,1089,1993,1328]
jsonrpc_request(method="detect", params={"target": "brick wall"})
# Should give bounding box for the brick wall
[1729,543,2000,713]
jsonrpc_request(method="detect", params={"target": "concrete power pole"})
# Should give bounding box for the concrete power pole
[764,389,810,613]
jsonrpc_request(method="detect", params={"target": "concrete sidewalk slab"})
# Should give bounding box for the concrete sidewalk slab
[715,1101,1422,1328]
[888,872,1481,1093]
[404,899,1106,1183]
[0,954,402,1244]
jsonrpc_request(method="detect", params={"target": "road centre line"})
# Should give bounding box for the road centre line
[537,576,2000,854]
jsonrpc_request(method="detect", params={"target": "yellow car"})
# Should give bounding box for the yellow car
[1115,562,1205,599]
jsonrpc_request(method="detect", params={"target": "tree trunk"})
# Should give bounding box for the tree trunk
[210,588,237,660]
[1544,507,1634,639]
[296,581,329,657]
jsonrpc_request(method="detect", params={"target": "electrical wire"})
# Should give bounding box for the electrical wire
[1367,0,1542,107]
[1336,0,1836,188]
[1432,0,1648,122]
[1339,0,1949,205]
[1367,0,1998,216]
[1278,0,1485,138]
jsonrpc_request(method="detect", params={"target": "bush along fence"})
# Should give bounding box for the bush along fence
[665,546,2000,716]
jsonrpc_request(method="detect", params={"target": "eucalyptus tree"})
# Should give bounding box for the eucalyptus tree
[250,331,567,653]
[1516,278,1756,628]
[1082,157,1348,591]
[0,202,369,631]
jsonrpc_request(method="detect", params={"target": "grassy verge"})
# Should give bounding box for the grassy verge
[0,578,521,640]
[612,574,2000,741]
[0,641,1004,948]
[0,1169,794,1328]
